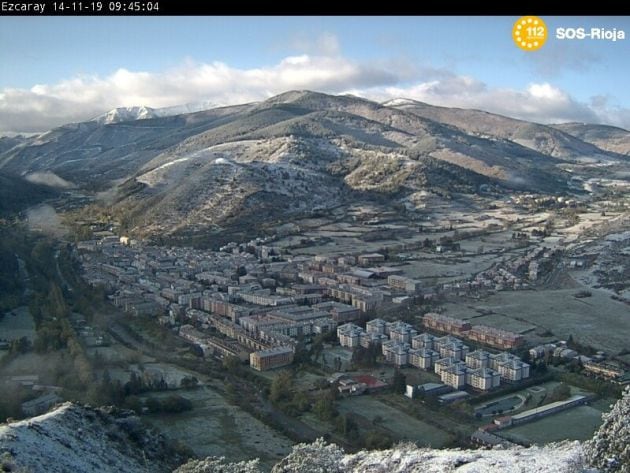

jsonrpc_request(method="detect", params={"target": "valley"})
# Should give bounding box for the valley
[1,91,629,472]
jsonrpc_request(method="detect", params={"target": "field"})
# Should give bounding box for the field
[336,396,451,447]
[0,306,36,342]
[143,386,293,471]
[475,395,524,417]
[444,287,630,353]
[499,403,607,445]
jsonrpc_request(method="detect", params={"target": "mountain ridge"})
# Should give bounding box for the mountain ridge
[0,90,627,240]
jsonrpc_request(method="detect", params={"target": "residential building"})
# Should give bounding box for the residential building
[387,275,422,293]
[250,346,294,371]
[441,365,467,389]
[467,368,501,391]
[337,323,363,348]
[422,313,472,335]
[382,341,410,366]
[434,357,464,376]
[357,253,385,266]
[583,362,625,380]
[366,318,387,335]
[314,301,361,323]
[495,359,530,382]
[359,331,387,349]
[438,340,470,361]
[408,348,440,369]
[467,325,523,349]
[389,323,418,344]
[411,333,435,350]
[466,350,491,369]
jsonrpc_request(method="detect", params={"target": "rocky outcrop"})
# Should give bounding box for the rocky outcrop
[585,387,630,472]
[5,391,630,473]
[0,402,187,473]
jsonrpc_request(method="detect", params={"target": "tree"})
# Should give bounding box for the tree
[123,396,142,414]
[269,370,293,404]
[161,395,193,413]
[180,376,199,389]
[222,355,241,373]
[363,430,392,450]
[335,414,359,441]
[549,383,571,402]
[392,369,406,394]
[313,396,337,421]
[290,391,310,413]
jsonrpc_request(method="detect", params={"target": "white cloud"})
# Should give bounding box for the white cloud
[0,52,401,133]
[1,35,629,133]
[352,76,629,129]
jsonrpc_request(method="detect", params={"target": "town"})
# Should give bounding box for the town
[64,224,629,451]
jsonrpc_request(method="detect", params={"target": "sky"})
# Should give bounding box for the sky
[1,16,629,134]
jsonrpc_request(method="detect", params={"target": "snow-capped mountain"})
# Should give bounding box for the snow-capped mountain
[93,100,218,124]
[93,106,158,124]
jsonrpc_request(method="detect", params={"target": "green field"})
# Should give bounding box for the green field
[143,386,293,470]
[337,396,451,447]
[500,404,607,445]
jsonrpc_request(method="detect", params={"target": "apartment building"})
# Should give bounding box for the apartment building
[467,325,523,349]
[366,318,387,335]
[422,313,472,335]
[466,350,491,369]
[411,333,436,350]
[466,368,501,391]
[387,275,422,294]
[440,365,467,389]
[250,346,294,371]
[337,323,364,348]
[408,348,440,370]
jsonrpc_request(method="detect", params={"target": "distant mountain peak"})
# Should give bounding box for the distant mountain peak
[92,100,218,125]
[382,98,424,107]
[92,106,158,124]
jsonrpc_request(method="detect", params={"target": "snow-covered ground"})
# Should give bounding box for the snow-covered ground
[0,403,181,473]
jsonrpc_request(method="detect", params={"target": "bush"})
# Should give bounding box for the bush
[161,395,193,413]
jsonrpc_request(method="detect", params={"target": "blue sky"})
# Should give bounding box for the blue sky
[1,16,629,133]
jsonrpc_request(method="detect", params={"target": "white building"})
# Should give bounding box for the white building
[337,323,363,348]
[366,318,387,335]
[466,350,491,369]
[409,348,440,370]
[438,340,470,361]
[467,368,501,391]
[412,333,435,350]
[441,365,467,389]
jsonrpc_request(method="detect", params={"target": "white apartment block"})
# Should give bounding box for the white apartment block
[465,350,491,369]
[389,325,418,344]
[337,323,363,348]
[382,341,410,367]
[441,365,467,389]
[412,333,435,350]
[438,341,470,361]
[366,318,387,335]
[496,359,531,382]
[409,348,440,370]
[434,357,464,376]
[466,368,501,391]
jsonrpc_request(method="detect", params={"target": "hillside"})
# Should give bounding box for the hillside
[553,122,630,156]
[0,172,56,216]
[1,90,627,239]
[3,389,630,473]
[0,403,187,473]
[383,98,612,161]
